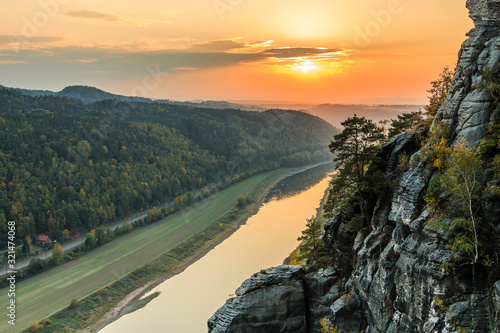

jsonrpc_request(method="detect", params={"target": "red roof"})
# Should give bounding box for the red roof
[37,235,52,243]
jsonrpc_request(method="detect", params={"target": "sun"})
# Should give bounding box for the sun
[264,53,350,77]
[294,60,317,74]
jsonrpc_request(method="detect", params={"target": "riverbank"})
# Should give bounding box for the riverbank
[98,164,335,333]
[92,162,334,332]
[15,163,331,333]
[282,169,334,266]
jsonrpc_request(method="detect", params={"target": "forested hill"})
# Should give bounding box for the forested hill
[0,88,337,245]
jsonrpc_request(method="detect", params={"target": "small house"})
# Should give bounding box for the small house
[37,235,52,245]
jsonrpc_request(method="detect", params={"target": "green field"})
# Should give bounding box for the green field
[0,171,284,333]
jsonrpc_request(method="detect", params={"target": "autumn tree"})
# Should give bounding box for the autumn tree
[29,321,44,333]
[425,66,456,118]
[441,140,483,265]
[324,115,385,231]
[62,229,70,242]
[52,243,64,265]
[421,120,452,170]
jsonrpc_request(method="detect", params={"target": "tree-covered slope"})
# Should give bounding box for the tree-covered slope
[0,88,337,244]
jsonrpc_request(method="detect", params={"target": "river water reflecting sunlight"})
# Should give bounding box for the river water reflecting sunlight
[100,164,334,333]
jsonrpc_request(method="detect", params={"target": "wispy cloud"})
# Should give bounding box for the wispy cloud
[0,35,62,46]
[63,58,98,63]
[65,10,120,21]
[91,70,120,73]
[188,39,244,53]
[0,60,29,64]
[64,10,173,26]
[261,47,335,58]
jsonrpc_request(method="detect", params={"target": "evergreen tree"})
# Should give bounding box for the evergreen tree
[388,111,423,139]
[324,115,385,231]
[297,216,323,264]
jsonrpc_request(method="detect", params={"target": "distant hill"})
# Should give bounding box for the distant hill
[305,104,425,129]
[16,85,152,104]
[58,86,152,104]
[230,101,425,128]
[4,84,424,126]
[7,85,264,110]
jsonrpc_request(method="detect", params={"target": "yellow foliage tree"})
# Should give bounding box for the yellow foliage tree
[52,243,64,265]
[319,318,343,333]
[29,321,44,333]
[425,66,456,118]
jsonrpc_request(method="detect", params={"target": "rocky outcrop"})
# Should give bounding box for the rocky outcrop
[208,266,308,333]
[208,1,500,332]
[439,0,500,146]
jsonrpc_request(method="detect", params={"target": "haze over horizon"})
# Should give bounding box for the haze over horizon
[1,0,472,104]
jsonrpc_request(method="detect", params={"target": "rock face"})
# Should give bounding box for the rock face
[208,1,500,332]
[207,266,308,333]
[439,0,500,146]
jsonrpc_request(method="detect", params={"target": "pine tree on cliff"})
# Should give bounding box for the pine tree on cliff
[324,114,385,231]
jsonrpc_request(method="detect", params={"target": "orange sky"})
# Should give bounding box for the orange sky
[0,0,473,104]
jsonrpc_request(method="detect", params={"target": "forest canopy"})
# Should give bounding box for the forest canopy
[0,88,336,245]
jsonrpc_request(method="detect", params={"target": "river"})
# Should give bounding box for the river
[99,163,334,333]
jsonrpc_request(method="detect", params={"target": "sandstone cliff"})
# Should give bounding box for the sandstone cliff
[208,1,500,332]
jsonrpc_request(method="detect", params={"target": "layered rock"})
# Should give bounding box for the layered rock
[207,266,308,333]
[208,1,500,332]
[439,0,500,146]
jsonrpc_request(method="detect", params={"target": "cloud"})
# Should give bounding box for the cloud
[91,70,120,73]
[245,40,273,47]
[65,10,120,21]
[63,58,98,63]
[64,10,173,26]
[0,60,29,64]
[0,39,350,79]
[188,39,244,53]
[0,35,62,46]
[175,39,343,67]
[261,47,336,58]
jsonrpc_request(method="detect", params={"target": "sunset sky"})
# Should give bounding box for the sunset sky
[1,0,472,104]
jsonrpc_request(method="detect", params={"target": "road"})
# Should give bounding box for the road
[0,194,184,276]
